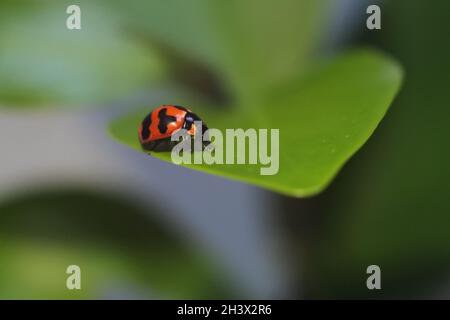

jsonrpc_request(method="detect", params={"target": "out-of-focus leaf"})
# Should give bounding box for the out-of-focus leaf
[0,190,228,299]
[0,1,164,108]
[109,49,403,197]
[111,0,329,104]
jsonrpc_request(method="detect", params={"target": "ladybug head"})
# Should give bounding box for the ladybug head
[182,111,209,138]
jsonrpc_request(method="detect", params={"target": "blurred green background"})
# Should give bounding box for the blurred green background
[0,0,449,299]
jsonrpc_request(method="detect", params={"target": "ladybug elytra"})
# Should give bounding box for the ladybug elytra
[138,105,209,151]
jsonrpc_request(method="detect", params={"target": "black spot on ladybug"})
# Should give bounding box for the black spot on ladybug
[141,113,152,140]
[158,108,177,134]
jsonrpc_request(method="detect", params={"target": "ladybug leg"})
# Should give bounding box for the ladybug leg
[141,140,156,151]
[152,139,168,152]
[151,140,162,151]
[151,138,179,152]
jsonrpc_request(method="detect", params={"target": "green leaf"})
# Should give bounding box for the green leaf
[108,49,403,197]
[0,1,164,108]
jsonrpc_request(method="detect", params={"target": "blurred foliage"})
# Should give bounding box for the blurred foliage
[0,0,328,109]
[0,0,164,108]
[109,49,402,197]
[110,0,328,106]
[296,0,450,298]
[0,189,229,299]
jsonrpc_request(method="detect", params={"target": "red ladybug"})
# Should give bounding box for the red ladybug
[138,105,209,151]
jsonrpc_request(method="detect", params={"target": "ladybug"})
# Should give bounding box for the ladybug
[138,105,209,151]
